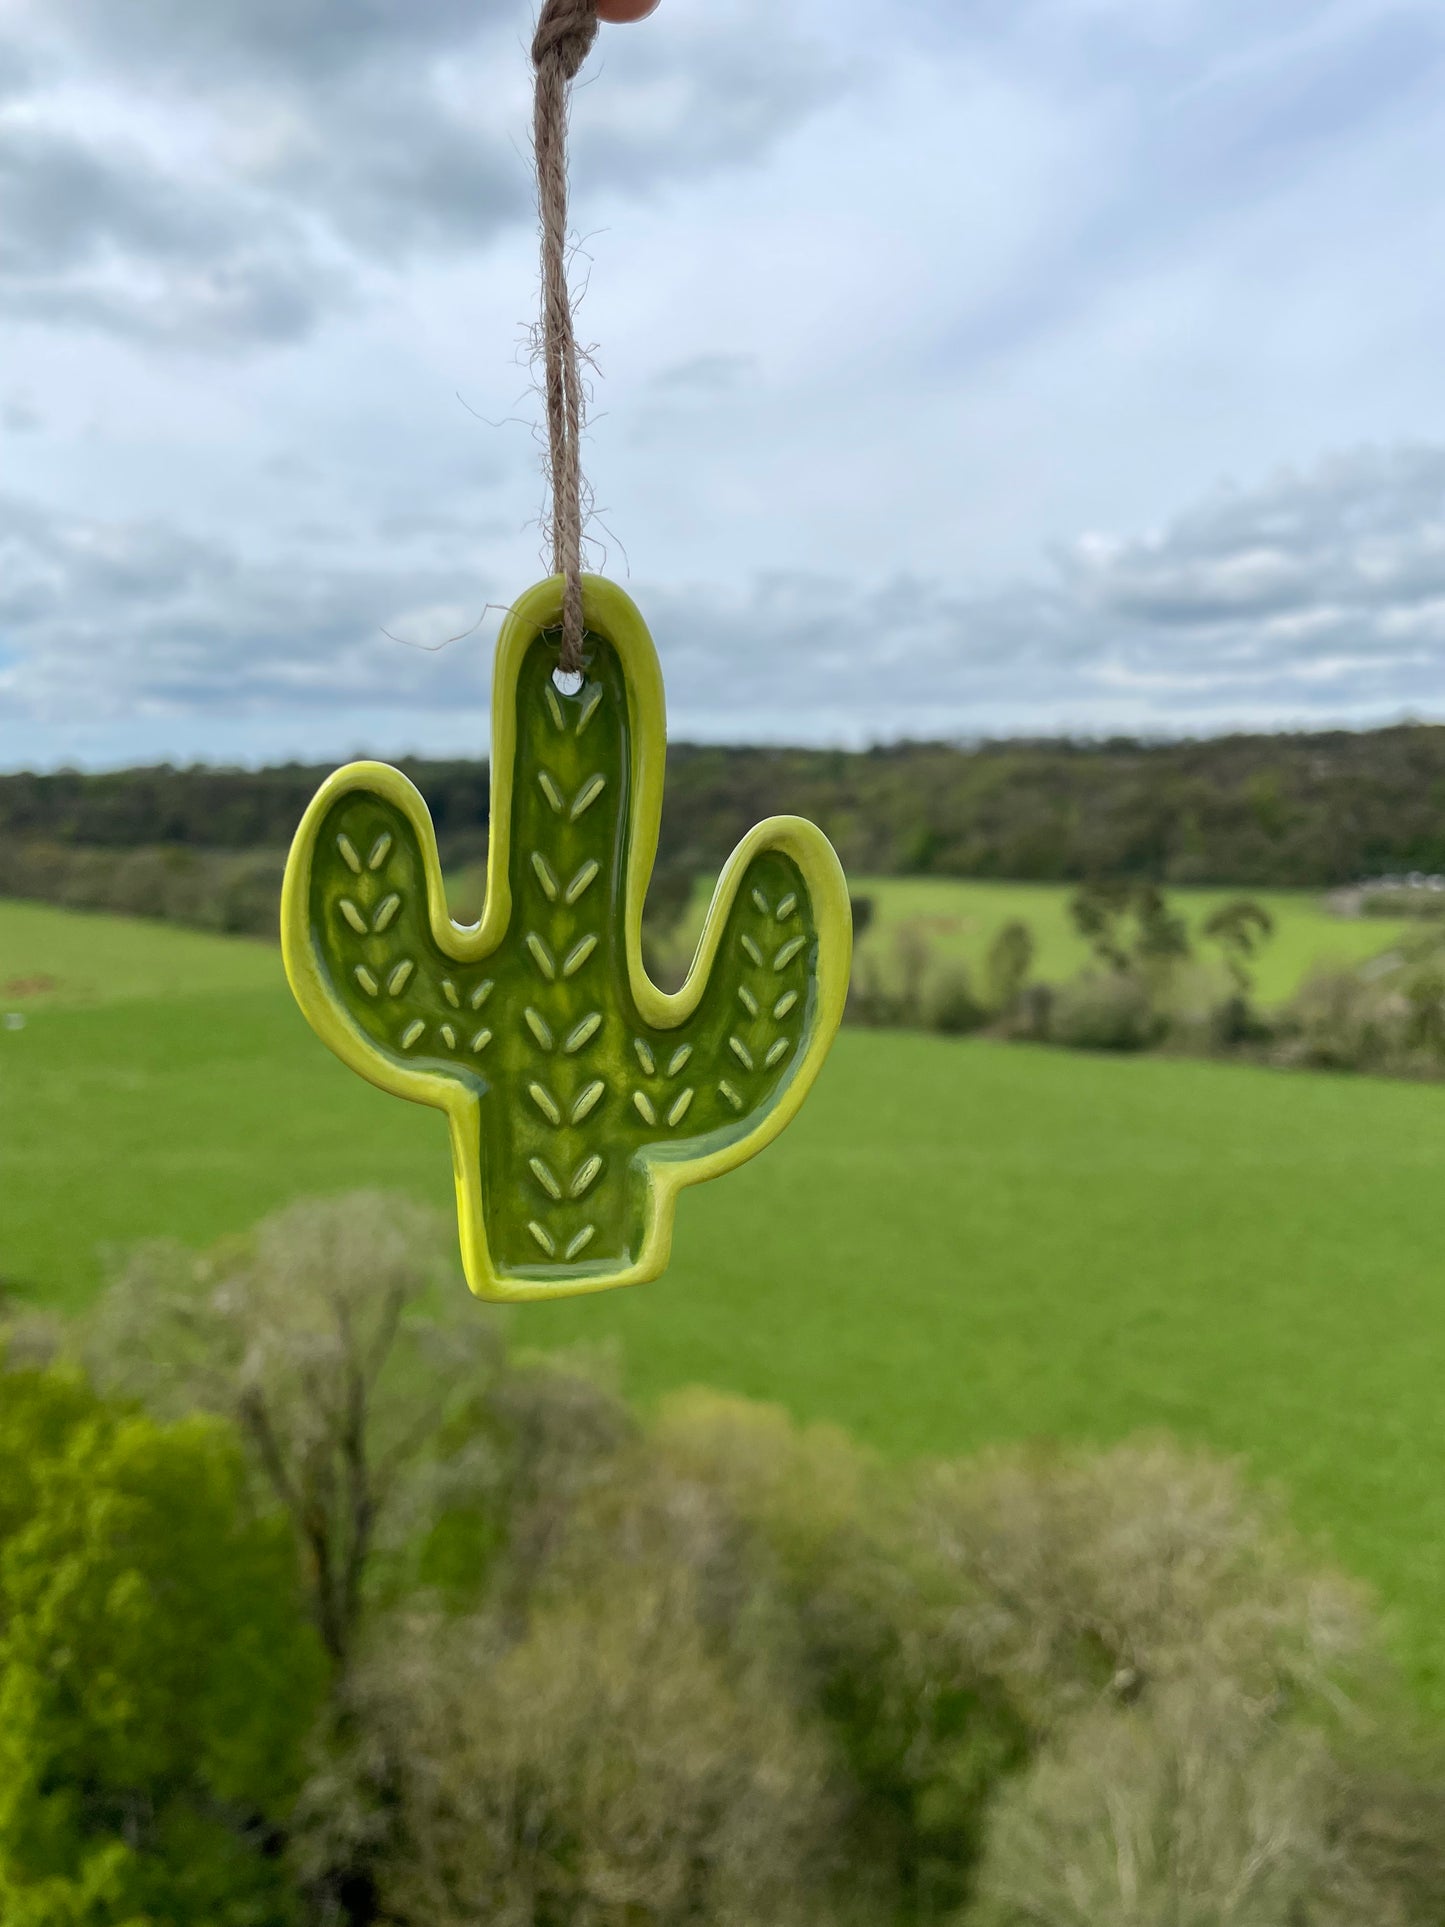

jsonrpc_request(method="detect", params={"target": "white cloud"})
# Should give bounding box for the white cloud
[0,0,842,351]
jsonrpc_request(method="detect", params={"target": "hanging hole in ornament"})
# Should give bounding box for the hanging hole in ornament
[553,667,585,697]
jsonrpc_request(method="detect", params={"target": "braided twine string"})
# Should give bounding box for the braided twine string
[531,0,599,675]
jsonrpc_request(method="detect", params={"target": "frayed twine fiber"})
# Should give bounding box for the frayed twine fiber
[532,0,599,675]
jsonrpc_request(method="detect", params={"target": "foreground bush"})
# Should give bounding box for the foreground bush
[86,1193,509,1671]
[914,1443,1380,1924]
[315,1588,848,1927]
[7,1196,1444,1925]
[906,1438,1369,1731]
[0,1359,324,1924]
[971,1699,1445,1927]
[971,1682,1333,1927]
[643,1391,1028,1920]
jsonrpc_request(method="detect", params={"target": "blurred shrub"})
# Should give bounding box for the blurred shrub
[846,952,894,1027]
[849,924,987,1037]
[1207,989,1274,1050]
[1360,890,1445,919]
[842,887,1285,1064]
[926,963,988,1035]
[1281,966,1389,1071]
[985,920,1034,1013]
[1278,945,1445,1078]
[1048,970,1162,1052]
[998,980,1054,1042]
[892,921,934,1023]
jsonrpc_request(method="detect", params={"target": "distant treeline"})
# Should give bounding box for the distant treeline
[0,840,285,938]
[8,722,1445,885]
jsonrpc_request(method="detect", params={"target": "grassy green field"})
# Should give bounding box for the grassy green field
[841,877,1413,1004]
[6,898,1445,1707]
[0,896,279,1007]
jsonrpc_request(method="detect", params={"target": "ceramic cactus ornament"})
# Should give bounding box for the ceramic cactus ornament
[281,575,851,1302]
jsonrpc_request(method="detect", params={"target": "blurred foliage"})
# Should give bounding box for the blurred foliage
[1277,939,1445,1079]
[0,1356,324,1925]
[1070,879,1192,976]
[86,1195,508,1671]
[4,1194,1445,1925]
[849,922,989,1036]
[12,722,1445,892]
[984,920,1034,1013]
[836,888,1445,1095]
[1048,969,1163,1053]
[1204,896,1277,995]
[319,1590,849,1927]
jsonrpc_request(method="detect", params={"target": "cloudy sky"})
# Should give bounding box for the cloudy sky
[2,0,1445,768]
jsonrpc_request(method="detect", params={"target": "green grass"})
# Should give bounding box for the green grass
[0,898,278,1009]
[841,877,1413,1004]
[6,899,1445,1707]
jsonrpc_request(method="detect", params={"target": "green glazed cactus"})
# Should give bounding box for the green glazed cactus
[281,575,851,1302]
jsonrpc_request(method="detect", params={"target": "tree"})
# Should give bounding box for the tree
[1068,880,1134,973]
[891,920,934,1025]
[1071,881,1191,979]
[985,920,1035,1012]
[1203,897,1275,995]
[0,1360,324,1925]
[325,1591,846,1927]
[84,1193,506,1676]
[1131,884,1191,966]
[82,1195,639,1927]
